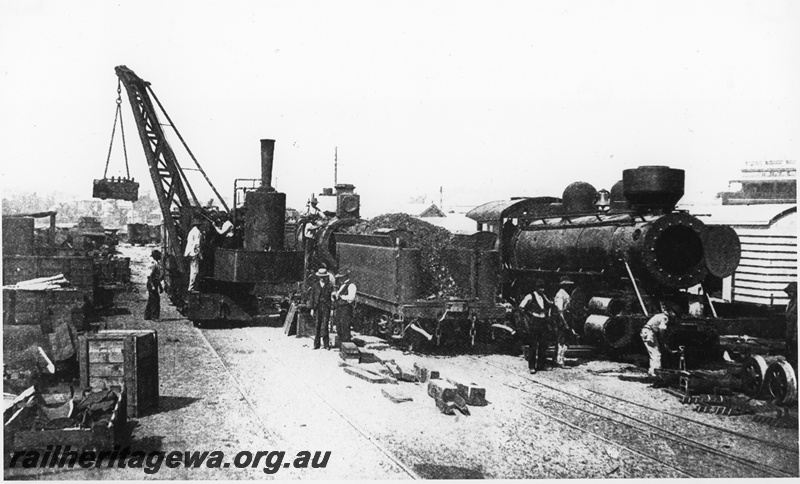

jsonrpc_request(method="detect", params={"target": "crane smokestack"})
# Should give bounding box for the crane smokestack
[260,139,275,190]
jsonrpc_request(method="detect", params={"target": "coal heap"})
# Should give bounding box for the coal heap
[344,213,463,299]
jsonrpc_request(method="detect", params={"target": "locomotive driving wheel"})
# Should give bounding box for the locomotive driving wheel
[766,360,798,406]
[741,355,770,398]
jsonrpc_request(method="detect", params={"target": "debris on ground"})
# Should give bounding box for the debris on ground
[382,387,413,403]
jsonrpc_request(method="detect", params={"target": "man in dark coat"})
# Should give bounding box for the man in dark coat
[333,270,357,344]
[308,268,334,350]
[144,249,163,320]
[519,279,553,374]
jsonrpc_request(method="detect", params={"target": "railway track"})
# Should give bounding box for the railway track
[471,356,798,478]
[196,327,420,479]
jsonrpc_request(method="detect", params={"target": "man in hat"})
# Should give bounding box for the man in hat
[144,249,164,320]
[333,270,357,344]
[640,302,676,376]
[184,218,204,292]
[553,276,578,366]
[785,282,797,365]
[308,268,334,350]
[519,279,553,374]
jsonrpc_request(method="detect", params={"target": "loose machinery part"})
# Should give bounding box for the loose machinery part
[766,360,798,406]
[583,314,635,349]
[742,355,781,398]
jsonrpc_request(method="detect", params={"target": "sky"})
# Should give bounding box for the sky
[1,0,798,218]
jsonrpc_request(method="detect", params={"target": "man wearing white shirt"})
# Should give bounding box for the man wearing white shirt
[553,276,577,366]
[213,212,235,249]
[640,304,675,376]
[184,219,204,292]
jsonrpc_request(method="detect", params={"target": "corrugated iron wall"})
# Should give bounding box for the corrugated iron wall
[731,215,797,306]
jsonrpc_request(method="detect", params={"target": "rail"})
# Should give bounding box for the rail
[471,356,797,478]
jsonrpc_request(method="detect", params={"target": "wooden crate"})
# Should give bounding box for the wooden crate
[79,330,158,417]
[12,389,127,453]
[297,311,318,338]
[3,288,84,327]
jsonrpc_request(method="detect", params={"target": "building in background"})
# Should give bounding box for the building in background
[695,160,797,307]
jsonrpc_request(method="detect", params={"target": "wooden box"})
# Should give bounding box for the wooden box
[12,389,127,453]
[79,330,158,417]
[297,311,318,338]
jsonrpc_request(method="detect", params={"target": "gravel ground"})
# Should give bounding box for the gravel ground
[5,243,798,480]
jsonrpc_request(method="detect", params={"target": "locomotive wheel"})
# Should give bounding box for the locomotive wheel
[766,360,798,406]
[741,355,770,398]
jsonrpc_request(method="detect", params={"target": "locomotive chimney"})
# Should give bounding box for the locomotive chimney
[243,139,286,251]
[260,139,275,191]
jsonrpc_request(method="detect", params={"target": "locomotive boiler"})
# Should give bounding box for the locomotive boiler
[469,165,742,352]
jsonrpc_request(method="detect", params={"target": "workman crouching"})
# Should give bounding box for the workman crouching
[640,304,676,376]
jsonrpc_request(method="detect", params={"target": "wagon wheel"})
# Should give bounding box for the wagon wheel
[766,360,798,406]
[741,355,769,398]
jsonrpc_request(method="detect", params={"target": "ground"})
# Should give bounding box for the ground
[4,244,798,479]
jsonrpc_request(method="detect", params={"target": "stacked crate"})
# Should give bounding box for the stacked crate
[79,330,159,418]
[3,288,85,372]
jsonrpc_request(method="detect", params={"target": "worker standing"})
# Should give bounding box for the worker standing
[333,270,357,344]
[301,198,327,271]
[519,279,553,374]
[213,212,235,249]
[185,218,203,292]
[640,304,674,376]
[308,268,334,350]
[785,282,797,365]
[144,249,163,321]
[553,276,578,366]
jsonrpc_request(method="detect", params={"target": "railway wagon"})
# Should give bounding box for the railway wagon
[336,232,508,348]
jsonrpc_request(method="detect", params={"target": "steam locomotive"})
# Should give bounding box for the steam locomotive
[473,165,741,352]
[310,165,742,352]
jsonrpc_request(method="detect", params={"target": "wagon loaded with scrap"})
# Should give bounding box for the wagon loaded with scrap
[334,225,507,349]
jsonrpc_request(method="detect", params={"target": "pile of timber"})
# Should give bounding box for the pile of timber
[337,341,490,416]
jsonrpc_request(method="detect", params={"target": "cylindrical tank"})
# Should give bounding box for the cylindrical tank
[587,297,627,316]
[583,314,635,348]
[243,140,286,251]
[511,211,711,289]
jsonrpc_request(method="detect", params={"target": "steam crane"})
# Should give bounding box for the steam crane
[114,65,303,323]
